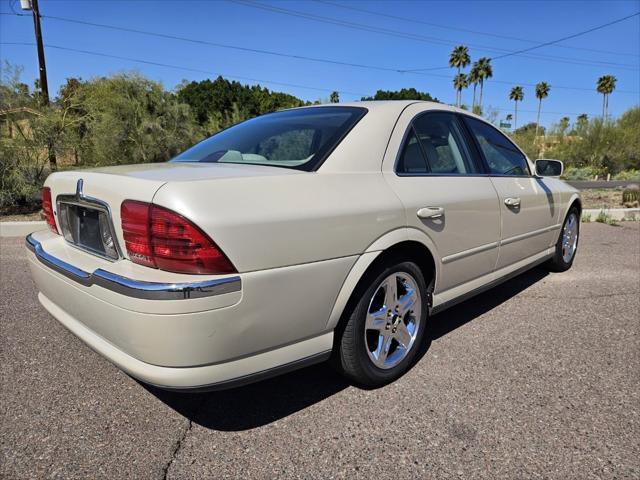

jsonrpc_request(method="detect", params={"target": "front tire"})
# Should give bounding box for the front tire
[545,206,580,272]
[335,259,428,388]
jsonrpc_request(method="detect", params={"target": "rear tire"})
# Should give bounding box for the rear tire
[545,206,580,272]
[335,258,428,388]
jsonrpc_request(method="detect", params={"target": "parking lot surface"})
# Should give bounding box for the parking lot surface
[1,222,639,479]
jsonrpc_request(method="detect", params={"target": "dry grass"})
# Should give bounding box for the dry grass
[580,189,627,209]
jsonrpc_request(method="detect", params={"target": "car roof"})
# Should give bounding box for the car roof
[297,100,486,122]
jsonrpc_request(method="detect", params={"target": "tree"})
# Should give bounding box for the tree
[361,88,438,102]
[534,81,550,138]
[558,116,570,135]
[177,76,306,127]
[509,85,524,129]
[468,64,480,109]
[453,74,468,109]
[475,57,493,110]
[576,113,589,134]
[449,45,470,107]
[596,75,617,120]
[506,114,513,121]
[329,91,339,103]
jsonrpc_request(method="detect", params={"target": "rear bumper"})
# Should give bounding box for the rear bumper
[26,231,354,389]
[27,234,240,300]
[37,291,331,390]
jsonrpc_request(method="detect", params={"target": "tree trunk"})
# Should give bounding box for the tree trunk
[605,93,609,120]
[535,99,542,138]
[472,84,477,108]
[48,140,57,171]
[479,81,484,111]
[602,94,606,119]
[456,66,461,107]
[514,101,518,130]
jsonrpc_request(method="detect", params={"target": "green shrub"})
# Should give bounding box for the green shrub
[615,169,640,181]
[562,166,602,180]
[595,210,619,226]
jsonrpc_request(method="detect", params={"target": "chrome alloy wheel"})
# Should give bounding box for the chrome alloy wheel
[562,212,579,263]
[364,272,422,370]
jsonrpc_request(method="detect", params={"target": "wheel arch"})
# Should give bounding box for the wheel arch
[325,229,439,331]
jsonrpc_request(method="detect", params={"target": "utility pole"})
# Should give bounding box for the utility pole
[21,0,56,169]
[21,0,50,105]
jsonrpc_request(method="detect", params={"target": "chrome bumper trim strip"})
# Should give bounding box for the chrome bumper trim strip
[26,234,241,300]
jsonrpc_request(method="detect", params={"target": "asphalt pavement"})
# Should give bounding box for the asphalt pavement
[1,223,639,479]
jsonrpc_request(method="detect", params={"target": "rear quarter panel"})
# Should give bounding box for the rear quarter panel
[152,172,406,272]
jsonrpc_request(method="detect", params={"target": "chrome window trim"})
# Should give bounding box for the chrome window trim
[26,234,241,300]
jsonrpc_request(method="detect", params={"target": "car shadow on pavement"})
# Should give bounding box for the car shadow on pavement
[145,266,549,432]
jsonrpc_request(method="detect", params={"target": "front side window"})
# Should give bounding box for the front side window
[171,106,366,171]
[463,116,530,176]
[397,112,477,175]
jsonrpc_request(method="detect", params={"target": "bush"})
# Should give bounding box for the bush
[562,166,602,180]
[615,169,640,181]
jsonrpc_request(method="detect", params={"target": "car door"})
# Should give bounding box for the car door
[383,109,501,295]
[461,116,559,270]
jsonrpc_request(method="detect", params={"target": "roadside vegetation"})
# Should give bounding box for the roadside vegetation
[1,43,639,216]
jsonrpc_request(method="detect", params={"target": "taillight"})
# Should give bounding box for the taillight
[120,200,236,275]
[42,187,58,234]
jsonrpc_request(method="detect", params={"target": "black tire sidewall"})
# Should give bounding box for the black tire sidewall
[552,207,580,271]
[340,260,428,387]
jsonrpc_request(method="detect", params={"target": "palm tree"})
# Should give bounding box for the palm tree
[475,57,493,111]
[449,45,470,107]
[453,74,468,108]
[596,75,617,119]
[509,86,524,129]
[329,91,339,103]
[468,65,481,109]
[534,82,550,138]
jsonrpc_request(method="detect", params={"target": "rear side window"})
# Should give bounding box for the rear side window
[397,112,478,175]
[463,116,530,176]
[171,106,367,171]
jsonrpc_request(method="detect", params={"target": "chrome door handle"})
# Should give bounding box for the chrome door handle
[417,206,444,219]
[504,197,521,207]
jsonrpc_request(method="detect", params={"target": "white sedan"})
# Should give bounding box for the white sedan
[27,101,581,389]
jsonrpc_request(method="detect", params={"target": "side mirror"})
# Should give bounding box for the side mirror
[535,159,563,177]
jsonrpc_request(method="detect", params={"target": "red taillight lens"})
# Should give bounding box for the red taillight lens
[41,187,58,234]
[120,200,236,275]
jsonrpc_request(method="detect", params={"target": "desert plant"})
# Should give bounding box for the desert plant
[595,210,619,226]
[509,86,524,130]
[449,45,470,107]
[597,75,617,119]
[614,169,640,181]
[622,188,640,205]
[581,212,592,223]
[534,82,551,138]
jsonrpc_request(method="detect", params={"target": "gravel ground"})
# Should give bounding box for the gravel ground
[1,223,639,479]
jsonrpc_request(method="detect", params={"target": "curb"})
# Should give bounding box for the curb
[0,221,47,237]
[583,208,639,221]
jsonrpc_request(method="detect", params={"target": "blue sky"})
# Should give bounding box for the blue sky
[1,0,638,128]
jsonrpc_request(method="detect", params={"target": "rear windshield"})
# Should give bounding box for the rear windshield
[171,106,367,171]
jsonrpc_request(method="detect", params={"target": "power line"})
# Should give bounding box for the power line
[1,12,638,94]
[230,0,639,71]
[0,42,609,118]
[404,10,640,72]
[316,0,640,59]
[0,41,370,97]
